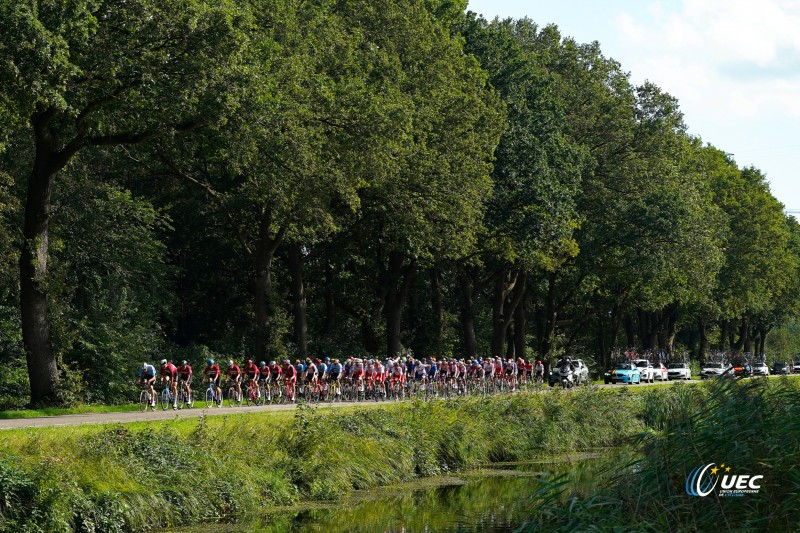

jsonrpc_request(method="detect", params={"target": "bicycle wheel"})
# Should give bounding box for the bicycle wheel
[243,385,252,406]
[159,388,169,410]
[205,387,215,408]
[139,390,148,412]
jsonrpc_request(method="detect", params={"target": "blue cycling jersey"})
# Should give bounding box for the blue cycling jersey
[138,365,156,379]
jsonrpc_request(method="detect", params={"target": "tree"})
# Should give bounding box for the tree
[0,0,252,403]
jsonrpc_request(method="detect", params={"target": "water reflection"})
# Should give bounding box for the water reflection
[167,456,614,533]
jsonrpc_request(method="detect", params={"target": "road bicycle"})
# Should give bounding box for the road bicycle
[243,378,263,406]
[177,380,194,409]
[227,380,243,407]
[205,379,223,408]
[159,382,177,410]
[138,383,157,412]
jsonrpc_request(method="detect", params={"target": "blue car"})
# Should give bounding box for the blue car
[609,362,641,384]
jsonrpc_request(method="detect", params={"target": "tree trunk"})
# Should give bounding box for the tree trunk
[514,290,527,360]
[430,269,444,355]
[323,263,336,340]
[253,210,286,361]
[665,309,678,354]
[21,115,61,405]
[718,319,729,352]
[698,319,708,361]
[491,269,526,358]
[732,315,749,354]
[491,269,509,358]
[287,243,307,357]
[624,314,636,348]
[384,251,416,357]
[20,110,83,405]
[539,272,558,361]
[458,267,478,359]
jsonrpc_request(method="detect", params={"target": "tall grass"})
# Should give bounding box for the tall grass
[521,377,800,532]
[0,389,644,531]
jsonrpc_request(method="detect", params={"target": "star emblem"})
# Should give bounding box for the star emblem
[726,466,731,472]
[710,466,719,475]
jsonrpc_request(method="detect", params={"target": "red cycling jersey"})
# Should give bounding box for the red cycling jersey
[282,365,297,382]
[227,364,242,379]
[160,363,178,379]
[177,364,192,380]
[203,364,221,379]
[243,361,259,379]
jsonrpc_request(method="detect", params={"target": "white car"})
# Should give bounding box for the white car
[634,359,655,383]
[667,362,691,380]
[700,362,729,379]
[653,362,669,381]
[752,362,769,376]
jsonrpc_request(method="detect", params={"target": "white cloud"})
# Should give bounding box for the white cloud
[614,0,800,120]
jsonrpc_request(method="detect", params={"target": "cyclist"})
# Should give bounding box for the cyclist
[328,358,343,396]
[282,359,297,402]
[243,359,260,400]
[318,357,329,381]
[353,358,365,391]
[159,359,179,409]
[427,357,438,381]
[372,359,386,397]
[535,360,544,383]
[306,358,319,385]
[176,360,193,405]
[137,362,157,407]
[524,359,533,381]
[226,359,243,401]
[203,358,223,406]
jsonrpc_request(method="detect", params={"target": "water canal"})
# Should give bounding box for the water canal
[166,453,620,532]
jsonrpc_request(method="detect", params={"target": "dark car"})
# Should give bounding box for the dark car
[772,361,791,375]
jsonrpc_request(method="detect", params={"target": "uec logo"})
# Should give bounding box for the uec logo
[686,463,763,497]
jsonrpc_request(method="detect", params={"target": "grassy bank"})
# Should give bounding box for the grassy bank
[0,387,644,532]
[522,376,800,532]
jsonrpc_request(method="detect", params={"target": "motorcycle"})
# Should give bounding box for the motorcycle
[557,364,575,388]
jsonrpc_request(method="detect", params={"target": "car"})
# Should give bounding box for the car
[730,359,752,377]
[793,360,800,374]
[667,362,691,380]
[653,362,668,381]
[608,362,641,385]
[549,358,590,387]
[751,362,769,376]
[634,359,655,383]
[700,361,728,379]
[772,361,791,375]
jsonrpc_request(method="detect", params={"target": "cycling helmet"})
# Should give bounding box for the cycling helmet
[227,360,234,367]
[324,357,330,363]
[259,361,266,368]
[246,359,253,365]
[142,362,148,370]
[181,360,187,366]
[315,358,322,364]
[207,359,214,365]
[160,359,167,366]
[270,360,276,366]
[283,359,290,364]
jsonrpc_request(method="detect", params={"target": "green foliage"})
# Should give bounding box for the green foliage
[0,389,647,530]
[521,378,800,532]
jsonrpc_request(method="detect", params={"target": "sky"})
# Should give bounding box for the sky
[467,0,800,212]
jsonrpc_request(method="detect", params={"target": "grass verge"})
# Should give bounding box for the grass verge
[0,387,642,532]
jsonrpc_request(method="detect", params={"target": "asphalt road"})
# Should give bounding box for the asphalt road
[0,375,770,430]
